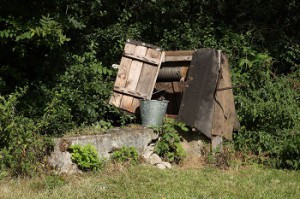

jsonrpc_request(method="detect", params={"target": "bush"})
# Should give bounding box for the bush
[69,144,103,171]
[154,118,188,163]
[111,146,139,165]
[40,50,133,135]
[228,39,300,169]
[0,89,52,176]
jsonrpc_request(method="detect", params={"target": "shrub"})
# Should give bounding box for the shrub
[111,146,139,165]
[40,50,133,135]
[0,88,53,176]
[154,118,188,163]
[229,42,300,169]
[69,144,103,171]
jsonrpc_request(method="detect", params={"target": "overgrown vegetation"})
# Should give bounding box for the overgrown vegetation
[154,118,188,163]
[0,0,299,175]
[69,144,103,171]
[0,89,53,177]
[111,146,139,165]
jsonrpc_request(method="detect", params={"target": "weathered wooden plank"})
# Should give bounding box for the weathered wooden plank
[136,63,158,96]
[135,48,162,97]
[113,87,147,98]
[123,53,159,65]
[164,55,193,62]
[114,57,132,88]
[109,92,122,107]
[124,43,136,54]
[134,45,148,57]
[147,51,165,97]
[125,46,147,92]
[163,50,194,62]
[120,95,134,111]
[164,50,195,56]
[172,82,185,93]
[145,48,161,61]
[125,60,144,91]
[130,98,140,113]
[126,39,162,50]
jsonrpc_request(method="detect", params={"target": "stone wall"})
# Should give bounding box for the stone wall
[48,126,207,174]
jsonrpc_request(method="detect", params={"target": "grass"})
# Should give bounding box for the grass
[0,164,299,199]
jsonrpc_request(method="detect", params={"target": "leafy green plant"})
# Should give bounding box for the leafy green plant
[0,88,53,176]
[39,50,133,135]
[111,146,139,165]
[154,118,188,163]
[69,144,103,171]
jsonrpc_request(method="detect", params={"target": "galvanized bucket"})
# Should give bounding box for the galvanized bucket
[140,100,169,127]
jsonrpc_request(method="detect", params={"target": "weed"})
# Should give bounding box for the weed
[111,146,139,165]
[154,118,188,163]
[69,144,103,171]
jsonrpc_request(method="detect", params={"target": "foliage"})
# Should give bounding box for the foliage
[38,50,133,135]
[111,146,139,165]
[154,118,188,163]
[69,144,103,171]
[224,35,300,169]
[0,0,299,172]
[234,128,300,170]
[0,88,53,176]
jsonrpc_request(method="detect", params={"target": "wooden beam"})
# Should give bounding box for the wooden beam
[163,50,195,62]
[123,53,160,65]
[126,39,162,50]
[113,87,148,98]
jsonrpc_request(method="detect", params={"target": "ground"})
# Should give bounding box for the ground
[1,164,299,199]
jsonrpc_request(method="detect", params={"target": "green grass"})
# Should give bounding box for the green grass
[0,164,299,199]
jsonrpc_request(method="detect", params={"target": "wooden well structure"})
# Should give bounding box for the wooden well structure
[109,39,239,143]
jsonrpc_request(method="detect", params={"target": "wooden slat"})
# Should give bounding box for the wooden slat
[164,55,193,62]
[136,48,163,98]
[114,57,132,88]
[126,39,162,50]
[147,51,165,97]
[125,60,144,91]
[123,53,159,65]
[120,95,134,111]
[130,98,140,113]
[113,87,147,98]
[125,46,147,91]
[124,43,136,54]
[145,48,161,61]
[164,50,195,56]
[163,50,194,62]
[136,63,158,97]
[135,45,148,57]
[109,92,122,107]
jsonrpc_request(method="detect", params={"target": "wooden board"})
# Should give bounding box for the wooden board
[109,40,163,113]
[114,57,132,88]
[163,50,194,62]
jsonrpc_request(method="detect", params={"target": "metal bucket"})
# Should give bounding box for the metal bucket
[140,100,169,126]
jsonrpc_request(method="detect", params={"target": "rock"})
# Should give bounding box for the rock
[48,127,159,174]
[156,163,167,169]
[149,153,162,165]
[142,144,155,160]
[160,161,172,169]
[48,151,81,175]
